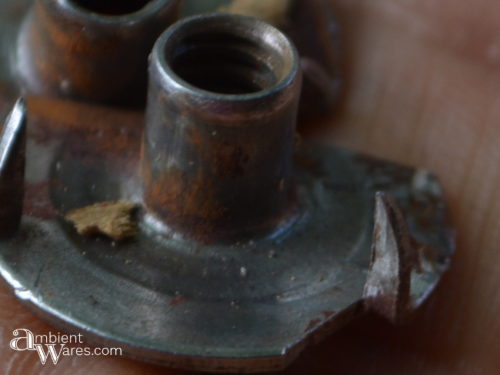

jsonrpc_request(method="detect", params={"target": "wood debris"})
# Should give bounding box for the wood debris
[65,201,138,241]
[219,0,293,28]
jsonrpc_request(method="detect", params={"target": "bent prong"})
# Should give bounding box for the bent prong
[363,192,417,324]
[0,98,27,238]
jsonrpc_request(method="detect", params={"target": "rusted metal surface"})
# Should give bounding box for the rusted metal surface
[0,91,455,373]
[0,3,455,374]
[17,0,180,107]
[3,0,341,117]
[142,14,302,243]
[0,96,454,370]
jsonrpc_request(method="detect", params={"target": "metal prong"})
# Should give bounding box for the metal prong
[0,98,27,238]
[363,192,417,324]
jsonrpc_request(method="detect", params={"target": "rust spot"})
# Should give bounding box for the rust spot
[26,96,143,162]
[143,166,228,243]
[214,142,250,178]
[169,295,187,307]
[19,0,180,106]
[24,181,61,220]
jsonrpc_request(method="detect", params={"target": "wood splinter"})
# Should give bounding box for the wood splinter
[65,201,138,241]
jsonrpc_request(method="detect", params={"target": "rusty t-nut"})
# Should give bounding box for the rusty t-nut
[0,4,455,374]
[142,14,302,243]
[17,0,181,107]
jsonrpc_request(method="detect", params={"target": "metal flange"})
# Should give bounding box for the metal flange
[0,1,454,374]
[0,97,454,372]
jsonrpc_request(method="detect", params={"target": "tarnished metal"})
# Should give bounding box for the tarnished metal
[0,3,455,374]
[142,14,302,243]
[0,95,454,372]
[17,0,181,107]
[364,192,429,324]
[1,0,341,118]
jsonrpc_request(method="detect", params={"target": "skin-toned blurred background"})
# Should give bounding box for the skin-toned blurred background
[2,0,500,373]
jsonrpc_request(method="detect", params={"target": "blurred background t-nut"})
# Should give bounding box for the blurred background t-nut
[16,0,181,107]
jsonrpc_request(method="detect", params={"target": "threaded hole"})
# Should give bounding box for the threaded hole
[71,0,152,15]
[168,32,283,95]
